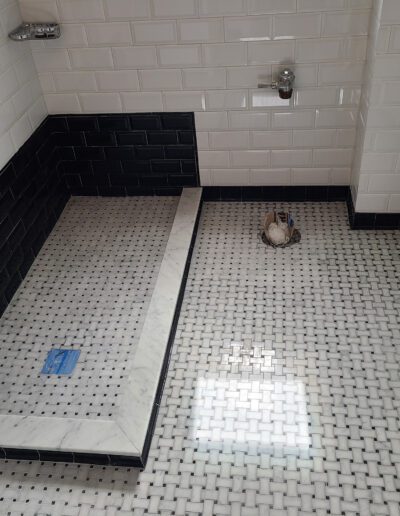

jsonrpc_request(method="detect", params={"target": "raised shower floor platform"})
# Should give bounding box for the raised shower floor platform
[0,187,202,467]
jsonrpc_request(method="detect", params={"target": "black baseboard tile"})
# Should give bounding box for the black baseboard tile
[347,195,400,229]
[202,185,350,202]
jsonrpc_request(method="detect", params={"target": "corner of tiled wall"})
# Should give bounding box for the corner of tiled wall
[352,0,400,213]
[18,0,373,188]
[0,0,47,170]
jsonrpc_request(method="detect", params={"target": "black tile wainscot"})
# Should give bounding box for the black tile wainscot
[0,112,199,318]
[0,117,68,317]
[57,112,200,196]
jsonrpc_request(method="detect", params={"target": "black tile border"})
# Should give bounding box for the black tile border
[203,186,400,230]
[347,193,400,229]
[202,185,350,202]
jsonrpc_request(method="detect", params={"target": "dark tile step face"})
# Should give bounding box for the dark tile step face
[53,112,200,196]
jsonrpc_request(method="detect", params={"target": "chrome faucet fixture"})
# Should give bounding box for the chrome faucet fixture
[258,68,295,100]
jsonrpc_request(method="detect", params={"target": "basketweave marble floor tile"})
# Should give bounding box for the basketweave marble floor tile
[0,196,178,420]
[0,201,400,515]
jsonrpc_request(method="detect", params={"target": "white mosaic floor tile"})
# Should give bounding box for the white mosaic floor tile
[0,201,400,515]
[0,197,178,420]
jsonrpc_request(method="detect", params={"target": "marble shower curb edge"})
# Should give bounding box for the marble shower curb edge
[0,187,202,468]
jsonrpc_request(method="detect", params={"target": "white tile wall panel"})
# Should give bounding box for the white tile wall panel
[140,69,182,90]
[292,167,330,185]
[133,21,177,44]
[249,168,291,185]
[85,22,132,46]
[178,19,224,43]
[104,0,150,20]
[18,0,374,187]
[0,0,46,170]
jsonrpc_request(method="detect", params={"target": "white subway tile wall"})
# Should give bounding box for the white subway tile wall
[0,0,47,170]
[352,0,400,212]
[18,0,373,186]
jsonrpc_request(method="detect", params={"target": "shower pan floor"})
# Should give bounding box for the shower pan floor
[0,188,202,465]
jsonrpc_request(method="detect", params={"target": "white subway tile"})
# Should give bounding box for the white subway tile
[198,150,230,167]
[331,167,351,184]
[96,70,140,91]
[39,73,56,93]
[203,43,247,66]
[0,98,16,134]
[19,0,59,22]
[121,92,163,111]
[338,87,361,106]
[104,0,150,20]
[206,90,248,110]
[0,67,19,103]
[113,46,157,69]
[249,168,291,185]
[79,92,122,112]
[368,174,400,193]
[58,0,105,22]
[250,90,291,108]
[85,22,132,46]
[271,149,312,167]
[374,131,400,152]
[356,194,388,212]
[231,150,269,167]
[0,132,16,169]
[178,19,224,43]
[381,0,400,25]
[163,91,205,110]
[209,131,250,149]
[297,0,345,12]
[133,21,177,44]
[293,129,336,148]
[211,168,250,185]
[251,131,292,148]
[228,111,270,130]
[388,195,400,212]
[313,148,353,166]
[183,68,226,89]
[140,69,182,90]
[199,0,246,16]
[295,88,338,107]
[224,16,272,42]
[322,11,370,37]
[227,66,271,89]
[248,41,295,65]
[158,45,202,67]
[199,168,212,185]
[360,152,398,171]
[195,111,228,130]
[316,108,357,128]
[196,132,209,149]
[374,55,400,78]
[319,62,365,85]
[336,128,357,147]
[247,0,296,15]
[292,168,330,185]
[45,93,81,113]
[53,71,97,92]
[28,96,47,130]
[272,110,315,129]
[70,48,113,70]
[274,13,321,40]
[33,49,70,72]
[152,0,197,18]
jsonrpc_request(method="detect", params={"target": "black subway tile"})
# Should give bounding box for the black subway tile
[130,114,161,130]
[98,116,129,131]
[151,160,181,175]
[165,146,194,159]
[75,147,105,161]
[161,113,193,129]
[135,146,164,160]
[105,147,135,161]
[147,131,178,145]
[67,116,98,131]
[121,160,151,175]
[85,131,117,146]
[117,132,147,145]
